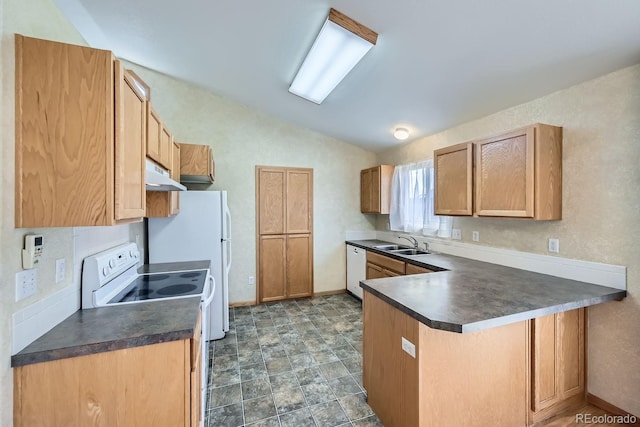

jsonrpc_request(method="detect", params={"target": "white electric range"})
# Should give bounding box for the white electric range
[81,242,213,424]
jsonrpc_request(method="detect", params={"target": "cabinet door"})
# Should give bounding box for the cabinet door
[360,168,372,213]
[147,106,162,163]
[259,235,287,301]
[257,168,286,234]
[114,63,146,221]
[15,35,114,227]
[434,142,473,215]
[286,234,313,298]
[160,125,173,169]
[286,169,313,234]
[531,313,560,412]
[476,127,534,217]
[531,309,585,414]
[370,167,381,212]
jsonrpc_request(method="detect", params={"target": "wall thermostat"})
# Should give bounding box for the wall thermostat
[22,234,43,269]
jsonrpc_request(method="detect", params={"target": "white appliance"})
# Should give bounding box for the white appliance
[148,190,231,341]
[81,243,213,426]
[346,244,366,299]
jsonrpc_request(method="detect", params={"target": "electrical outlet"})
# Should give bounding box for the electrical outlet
[16,270,37,301]
[548,238,560,253]
[401,337,416,358]
[452,229,462,240]
[472,231,479,242]
[56,258,66,284]
[248,276,255,286]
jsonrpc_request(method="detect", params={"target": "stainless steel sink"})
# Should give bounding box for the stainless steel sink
[388,248,430,256]
[373,244,400,250]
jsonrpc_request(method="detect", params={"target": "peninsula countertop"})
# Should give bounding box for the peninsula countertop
[11,261,210,367]
[348,239,626,333]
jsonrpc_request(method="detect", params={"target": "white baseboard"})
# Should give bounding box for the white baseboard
[376,231,626,290]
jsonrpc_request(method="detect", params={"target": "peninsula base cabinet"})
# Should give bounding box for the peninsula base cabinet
[363,292,585,427]
[14,336,202,427]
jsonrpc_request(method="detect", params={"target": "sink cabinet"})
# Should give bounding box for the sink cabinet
[15,35,145,227]
[13,313,203,427]
[360,165,394,214]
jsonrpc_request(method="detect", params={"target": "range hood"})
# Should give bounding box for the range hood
[145,160,187,192]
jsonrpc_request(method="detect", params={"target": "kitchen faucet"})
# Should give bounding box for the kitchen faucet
[398,235,418,249]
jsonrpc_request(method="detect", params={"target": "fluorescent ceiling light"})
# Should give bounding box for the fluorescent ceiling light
[289,9,378,104]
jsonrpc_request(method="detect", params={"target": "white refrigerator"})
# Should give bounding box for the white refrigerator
[148,191,231,341]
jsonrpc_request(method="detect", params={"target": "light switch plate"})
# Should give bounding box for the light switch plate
[548,238,560,253]
[472,231,479,242]
[401,337,416,358]
[452,229,462,240]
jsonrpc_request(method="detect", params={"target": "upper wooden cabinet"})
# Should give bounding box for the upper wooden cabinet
[257,167,313,235]
[434,142,473,215]
[180,143,215,183]
[146,105,173,170]
[476,124,562,219]
[360,165,394,214]
[15,35,145,227]
[433,124,562,220]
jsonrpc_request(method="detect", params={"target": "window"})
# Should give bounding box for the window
[389,160,451,237]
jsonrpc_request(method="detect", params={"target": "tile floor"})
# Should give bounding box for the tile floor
[204,294,383,427]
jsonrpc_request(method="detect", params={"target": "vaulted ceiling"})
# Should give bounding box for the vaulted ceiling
[55,0,640,151]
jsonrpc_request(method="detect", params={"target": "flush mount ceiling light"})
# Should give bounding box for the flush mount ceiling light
[289,8,378,104]
[394,127,410,141]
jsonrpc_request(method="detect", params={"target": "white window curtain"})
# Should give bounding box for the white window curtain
[389,160,451,237]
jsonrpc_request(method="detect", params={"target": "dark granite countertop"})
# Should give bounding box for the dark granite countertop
[11,296,201,367]
[347,239,626,333]
[138,260,210,274]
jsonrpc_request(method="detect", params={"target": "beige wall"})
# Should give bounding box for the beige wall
[123,61,378,303]
[0,0,145,425]
[376,64,640,415]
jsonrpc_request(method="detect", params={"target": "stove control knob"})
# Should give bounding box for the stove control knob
[102,267,109,277]
[129,250,138,259]
[109,259,116,268]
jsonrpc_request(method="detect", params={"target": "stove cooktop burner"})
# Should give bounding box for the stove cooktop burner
[108,270,207,304]
[157,284,198,295]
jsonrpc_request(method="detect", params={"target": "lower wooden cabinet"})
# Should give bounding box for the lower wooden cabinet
[363,292,586,427]
[14,330,202,427]
[259,234,313,302]
[366,252,433,280]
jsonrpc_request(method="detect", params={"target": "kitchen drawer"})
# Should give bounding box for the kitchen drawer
[367,252,405,275]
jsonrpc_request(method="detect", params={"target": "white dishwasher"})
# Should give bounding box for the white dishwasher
[346,244,367,299]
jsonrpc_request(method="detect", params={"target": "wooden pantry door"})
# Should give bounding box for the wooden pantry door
[256,166,313,303]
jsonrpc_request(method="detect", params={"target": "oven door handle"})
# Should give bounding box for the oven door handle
[204,275,216,307]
